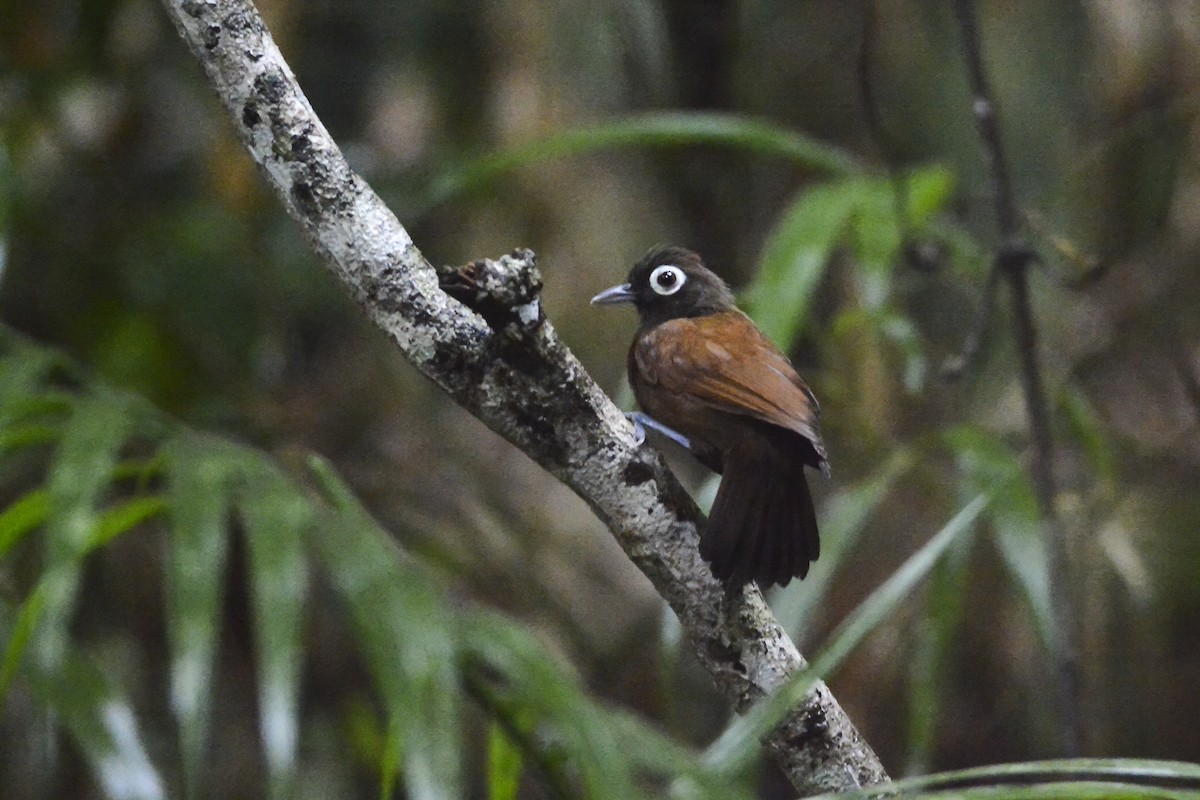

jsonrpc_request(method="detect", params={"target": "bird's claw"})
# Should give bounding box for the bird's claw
[625,412,692,451]
[623,412,647,446]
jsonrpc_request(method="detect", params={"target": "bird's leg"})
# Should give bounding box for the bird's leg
[625,412,693,450]
[626,412,724,473]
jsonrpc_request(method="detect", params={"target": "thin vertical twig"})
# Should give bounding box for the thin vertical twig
[858,1,911,234]
[950,0,1082,756]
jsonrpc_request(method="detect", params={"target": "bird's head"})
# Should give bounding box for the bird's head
[591,246,735,328]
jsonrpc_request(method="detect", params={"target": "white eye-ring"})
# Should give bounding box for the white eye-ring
[649,264,686,296]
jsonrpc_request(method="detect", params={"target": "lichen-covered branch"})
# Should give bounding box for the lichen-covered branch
[158,0,888,792]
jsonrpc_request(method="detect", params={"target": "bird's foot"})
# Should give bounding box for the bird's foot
[625,412,693,451]
[624,412,646,446]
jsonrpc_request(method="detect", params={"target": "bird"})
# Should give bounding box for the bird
[591,246,828,588]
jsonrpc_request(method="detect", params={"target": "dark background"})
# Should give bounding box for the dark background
[2,0,1199,797]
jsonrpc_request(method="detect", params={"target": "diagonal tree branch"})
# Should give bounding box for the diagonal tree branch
[158,0,888,793]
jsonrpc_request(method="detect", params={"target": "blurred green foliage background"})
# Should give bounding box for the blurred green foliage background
[2,0,1200,798]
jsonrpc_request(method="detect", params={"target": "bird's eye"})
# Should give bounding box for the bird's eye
[649,265,686,296]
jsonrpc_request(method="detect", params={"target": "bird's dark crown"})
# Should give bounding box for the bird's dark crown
[626,246,736,327]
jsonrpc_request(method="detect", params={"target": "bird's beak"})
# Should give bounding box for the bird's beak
[590,283,635,306]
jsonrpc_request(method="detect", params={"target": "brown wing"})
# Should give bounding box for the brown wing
[633,310,826,458]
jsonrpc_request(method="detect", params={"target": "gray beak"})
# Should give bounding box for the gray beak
[590,283,636,306]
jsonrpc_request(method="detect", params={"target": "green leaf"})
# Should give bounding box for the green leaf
[36,392,136,671]
[309,457,463,800]
[487,722,523,800]
[0,488,50,558]
[849,167,954,309]
[603,707,749,798]
[0,391,75,424]
[0,348,62,424]
[0,421,63,456]
[944,427,1052,643]
[162,433,235,800]
[87,495,167,552]
[431,112,861,205]
[463,610,750,800]
[903,512,974,775]
[705,494,989,774]
[48,681,166,800]
[146,452,749,800]
[850,179,903,306]
[238,460,312,800]
[1058,387,1118,488]
[903,165,956,225]
[815,758,1200,800]
[1,599,166,800]
[991,510,1052,641]
[0,381,74,462]
[830,307,928,397]
[463,613,638,799]
[0,582,47,702]
[745,180,863,348]
[876,311,928,393]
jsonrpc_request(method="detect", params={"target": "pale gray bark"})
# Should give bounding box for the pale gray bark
[158,0,888,793]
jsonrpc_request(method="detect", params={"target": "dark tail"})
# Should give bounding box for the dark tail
[700,436,820,588]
